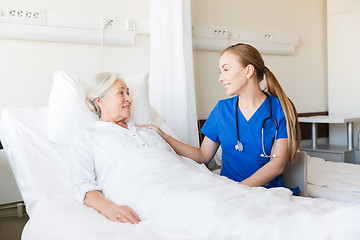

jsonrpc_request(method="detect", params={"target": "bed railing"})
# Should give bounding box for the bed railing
[0,201,26,218]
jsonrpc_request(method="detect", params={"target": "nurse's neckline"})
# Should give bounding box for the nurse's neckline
[237,94,267,122]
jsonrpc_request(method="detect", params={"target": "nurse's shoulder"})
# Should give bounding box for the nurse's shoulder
[268,95,285,116]
[216,96,238,111]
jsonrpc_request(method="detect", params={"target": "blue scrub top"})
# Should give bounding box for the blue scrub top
[201,95,287,189]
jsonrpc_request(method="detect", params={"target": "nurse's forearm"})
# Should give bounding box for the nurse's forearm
[161,133,207,163]
[142,124,214,163]
[239,160,285,187]
[240,138,288,187]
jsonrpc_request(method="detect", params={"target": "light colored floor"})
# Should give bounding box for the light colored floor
[0,215,29,240]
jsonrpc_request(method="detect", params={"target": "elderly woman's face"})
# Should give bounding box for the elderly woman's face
[97,79,132,123]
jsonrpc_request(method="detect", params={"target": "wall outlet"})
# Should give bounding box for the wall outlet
[192,25,231,40]
[264,33,273,42]
[101,17,130,32]
[212,29,231,38]
[7,6,42,23]
[126,19,150,34]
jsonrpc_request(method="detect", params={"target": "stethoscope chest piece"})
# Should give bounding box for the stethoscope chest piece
[235,141,243,152]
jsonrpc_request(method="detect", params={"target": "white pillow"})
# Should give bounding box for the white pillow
[125,72,152,125]
[47,70,152,145]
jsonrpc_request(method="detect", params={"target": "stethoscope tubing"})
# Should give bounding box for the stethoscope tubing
[235,93,279,157]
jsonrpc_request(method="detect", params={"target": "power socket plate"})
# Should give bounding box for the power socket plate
[7,6,42,23]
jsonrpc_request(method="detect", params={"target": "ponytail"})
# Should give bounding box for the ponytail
[264,68,301,162]
[222,43,301,162]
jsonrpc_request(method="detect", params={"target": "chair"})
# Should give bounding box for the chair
[283,151,308,197]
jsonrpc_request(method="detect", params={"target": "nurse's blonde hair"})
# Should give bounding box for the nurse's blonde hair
[86,72,124,117]
[221,43,301,162]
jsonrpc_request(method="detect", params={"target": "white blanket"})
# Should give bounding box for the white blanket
[23,148,360,240]
[102,148,360,240]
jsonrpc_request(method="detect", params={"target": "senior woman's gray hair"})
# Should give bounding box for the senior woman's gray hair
[86,72,124,117]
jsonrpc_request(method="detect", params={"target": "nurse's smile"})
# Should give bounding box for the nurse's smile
[223,83,230,89]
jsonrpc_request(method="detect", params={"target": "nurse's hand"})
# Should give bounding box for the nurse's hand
[141,124,165,137]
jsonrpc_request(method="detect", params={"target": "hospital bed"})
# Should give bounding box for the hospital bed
[1,71,360,240]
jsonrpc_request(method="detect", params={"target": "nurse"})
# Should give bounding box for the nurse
[146,43,301,189]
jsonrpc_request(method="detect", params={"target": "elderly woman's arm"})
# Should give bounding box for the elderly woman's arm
[69,133,140,224]
[84,190,140,224]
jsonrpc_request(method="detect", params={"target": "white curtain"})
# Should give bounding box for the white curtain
[149,0,199,147]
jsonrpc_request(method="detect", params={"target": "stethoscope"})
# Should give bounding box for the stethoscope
[235,93,278,158]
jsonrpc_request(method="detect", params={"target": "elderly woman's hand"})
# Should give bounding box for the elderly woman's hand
[141,124,165,138]
[84,190,140,224]
[103,203,141,224]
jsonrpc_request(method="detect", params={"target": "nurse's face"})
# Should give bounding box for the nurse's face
[219,51,249,96]
[97,79,132,123]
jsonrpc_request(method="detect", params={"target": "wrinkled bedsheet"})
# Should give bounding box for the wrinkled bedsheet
[40,148,359,240]
[308,156,360,203]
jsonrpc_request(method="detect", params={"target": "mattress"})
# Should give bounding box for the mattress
[307,156,360,203]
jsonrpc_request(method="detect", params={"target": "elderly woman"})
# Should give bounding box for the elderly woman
[68,72,174,224]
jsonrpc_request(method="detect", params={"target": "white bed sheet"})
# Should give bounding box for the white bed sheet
[307,156,360,203]
[0,107,73,216]
[2,107,360,240]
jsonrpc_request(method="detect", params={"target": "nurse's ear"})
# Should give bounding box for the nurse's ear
[245,64,255,79]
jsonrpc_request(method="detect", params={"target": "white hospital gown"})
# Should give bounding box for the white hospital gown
[68,121,175,202]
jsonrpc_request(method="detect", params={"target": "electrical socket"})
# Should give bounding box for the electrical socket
[8,7,42,23]
[213,29,231,38]
[9,9,16,17]
[264,33,273,42]
[102,18,113,28]
[127,19,136,31]
[101,17,130,33]
[126,19,150,34]
[101,17,119,32]
[192,25,231,40]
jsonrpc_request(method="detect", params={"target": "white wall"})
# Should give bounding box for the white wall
[191,0,328,119]
[0,0,328,122]
[0,0,150,112]
[327,0,360,146]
